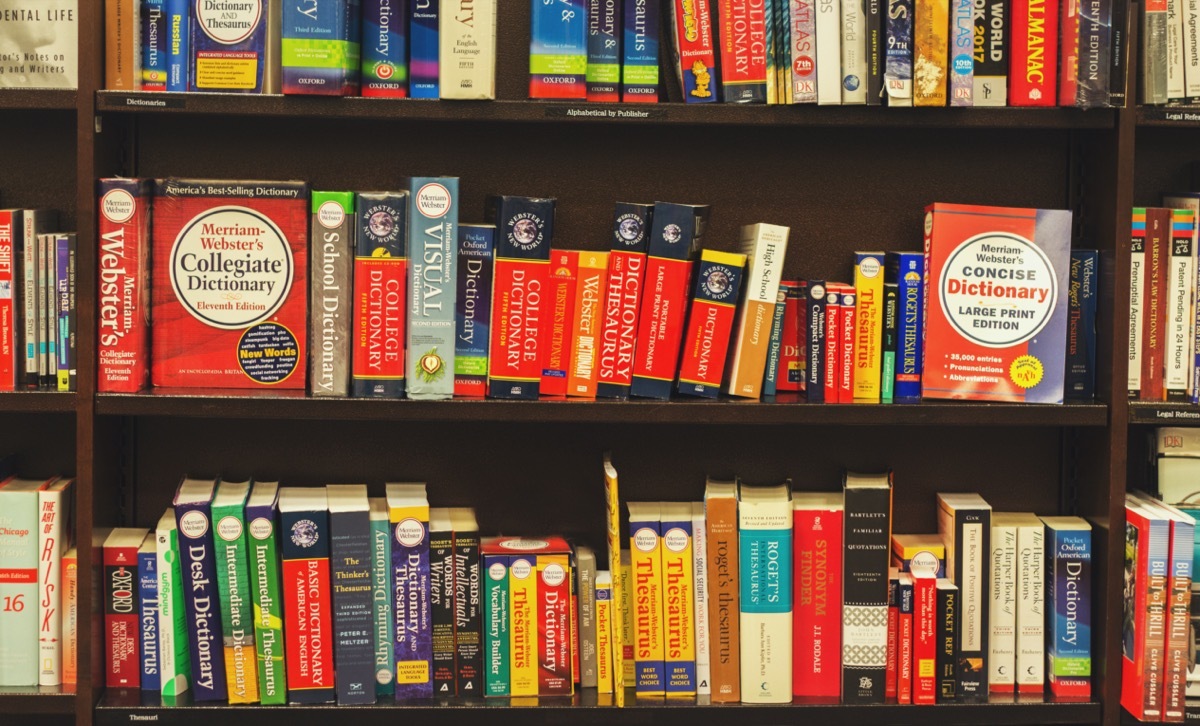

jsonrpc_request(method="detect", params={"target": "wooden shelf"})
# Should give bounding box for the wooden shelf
[93,389,1108,426]
[0,392,76,413]
[94,92,1116,129]
[0,89,76,111]
[0,685,77,715]
[1126,401,1200,425]
[1137,105,1200,126]
[95,690,1100,726]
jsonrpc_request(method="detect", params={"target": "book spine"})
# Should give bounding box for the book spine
[329,508,375,704]
[1059,0,1080,103]
[886,574,898,699]
[37,489,65,686]
[881,283,897,402]
[692,508,711,696]
[105,0,141,89]
[949,0,974,104]
[885,0,914,104]
[676,253,746,398]
[176,502,227,700]
[587,0,622,101]
[1131,209,1147,395]
[816,0,842,103]
[353,192,407,399]
[98,179,151,394]
[789,0,818,102]
[765,0,777,103]
[309,193,354,398]
[913,575,937,703]
[913,0,949,104]
[762,291,787,397]
[898,576,914,703]
[576,550,596,687]
[68,236,76,392]
[542,251,578,397]
[1185,0,1200,96]
[1144,520,1169,716]
[509,556,537,695]
[537,553,572,695]
[410,0,440,97]
[739,499,793,703]
[21,213,37,388]
[670,0,719,102]
[142,0,168,90]
[1110,0,1127,103]
[1016,522,1044,693]
[974,0,1008,103]
[39,234,49,388]
[842,484,891,703]
[0,211,17,389]
[370,515,394,698]
[662,513,696,695]
[824,287,842,402]
[622,0,660,100]
[1144,208,1171,401]
[430,527,456,695]
[1077,0,1112,106]
[1010,0,1059,104]
[281,506,335,703]
[454,529,482,696]
[1168,213,1195,400]
[597,248,648,399]
[139,549,160,691]
[842,0,868,101]
[568,252,609,397]
[1165,516,1188,718]
[531,0,589,98]
[953,510,989,702]
[392,510,432,700]
[839,287,857,403]
[213,502,259,703]
[865,0,883,104]
[853,253,884,401]
[104,542,141,689]
[717,0,768,101]
[407,178,458,400]
[1048,526,1093,700]
[937,583,958,702]
[484,554,510,696]
[793,506,843,698]
[165,0,189,91]
[62,553,77,686]
[621,555,635,685]
[362,0,409,97]
[192,0,268,92]
[244,503,285,705]
[989,522,1017,692]
[806,281,826,402]
[1170,0,1187,97]
[728,224,789,399]
[55,237,69,392]
[156,525,191,700]
[631,519,665,695]
[454,226,494,398]
[706,497,740,702]
[596,574,614,693]
[1067,250,1099,400]
[281,0,360,95]
[778,283,804,391]
[1146,0,1171,102]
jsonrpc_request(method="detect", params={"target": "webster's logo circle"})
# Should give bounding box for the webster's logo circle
[616,215,643,243]
[101,188,136,224]
[290,519,319,548]
[317,201,345,229]
[179,510,209,540]
[169,205,294,330]
[662,224,682,244]
[511,558,533,580]
[663,527,689,553]
[217,515,242,541]
[416,183,452,219]
[704,266,734,300]
[542,563,566,587]
[633,527,658,553]
[248,517,273,540]
[810,284,826,299]
[196,0,262,45]
[488,562,506,580]
[394,518,425,547]
[859,256,882,278]
[909,551,940,577]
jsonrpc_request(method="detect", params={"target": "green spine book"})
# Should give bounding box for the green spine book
[482,542,510,696]
[156,509,191,700]
[213,480,260,703]
[246,481,287,705]
[370,498,395,697]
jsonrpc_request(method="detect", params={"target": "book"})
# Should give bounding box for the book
[165,0,188,91]
[806,281,826,402]
[62,547,78,687]
[628,501,665,695]
[948,0,973,105]
[155,510,191,700]
[576,544,598,688]
[726,223,790,399]
[282,0,361,94]
[668,0,718,102]
[630,203,709,399]
[98,179,151,394]
[103,526,145,689]
[1043,515,1092,700]
[138,534,160,691]
[838,285,857,403]
[881,282,897,402]
[189,0,267,91]
[39,232,52,388]
[936,492,990,702]
[54,234,70,391]
[1077,0,1112,106]
[1015,511,1045,694]
[974,0,1007,103]
[151,179,309,389]
[1143,208,1171,401]
[105,0,140,89]
[278,487,335,704]
[309,191,354,398]
[778,282,805,392]
[898,572,914,702]
[429,508,456,695]
[482,542,509,696]
[865,0,884,104]
[604,457,628,707]
[361,0,408,97]
[586,0,622,101]
[886,569,898,699]
[37,478,71,686]
[485,195,556,399]
[738,481,792,704]
[622,0,660,100]
[691,501,711,696]
[509,547,537,697]
[922,203,1072,403]
[787,0,817,102]
[1121,498,1168,719]
[0,0,77,88]
[406,177,459,400]
[353,191,408,398]
[842,472,892,703]
[765,0,777,104]
[410,0,439,97]
[761,288,787,398]
[853,252,885,401]
[22,209,56,388]
[543,250,579,397]
[451,508,481,696]
[454,224,494,398]
[913,0,948,105]
[0,210,20,389]
[936,578,958,702]
[211,480,259,703]
[597,203,652,399]
[816,0,843,103]
[1131,208,1147,395]
[824,284,843,402]
[1059,0,1079,104]
[325,485,375,704]
[886,0,914,104]
[1066,249,1099,401]
[64,233,76,391]
[705,479,740,702]
[1162,195,1200,402]
[369,498,394,698]
[792,492,843,698]
[386,482,431,700]
[1149,499,1189,719]
[891,533,946,577]
[531,0,588,98]
[596,570,615,693]
[717,0,768,102]
[1184,0,1200,98]
[1170,0,1186,99]
[1146,0,1171,102]
[660,502,696,695]
[244,481,285,705]
[173,478,227,701]
[989,513,1020,692]
[842,0,868,102]
[1167,211,1195,402]
[536,542,573,696]
[567,250,609,398]
[1011,0,1059,104]
[913,572,937,703]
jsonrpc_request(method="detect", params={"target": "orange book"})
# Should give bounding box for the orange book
[542,251,579,397]
[62,547,77,686]
[705,479,740,702]
[105,0,139,89]
[567,251,610,398]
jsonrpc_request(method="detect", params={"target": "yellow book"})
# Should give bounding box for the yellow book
[604,454,627,707]
[385,483,431,691]
[660,502,696,696]
[914,0,949,106]
[509,554,538,696]
[853,252,886,402]
[596,570,614,694]
[628,501,665,695]
[619,550,635,687]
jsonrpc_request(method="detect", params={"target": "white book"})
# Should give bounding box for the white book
[1131,213,1146,395]
[0,478,51,686]
[439,0,497,99]
[691,501,711,697]
[37,479,71,686]
[841,0,868,103]
[1186,0,1200,97]
[738,482,792,704]
[725,224,790,399]
[1170,0,1188,98]
[155,508,190,699]
[988,513,1021,693]
[1014,513,1045,693]
[817,0,843,103]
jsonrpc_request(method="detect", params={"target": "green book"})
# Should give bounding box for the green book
[882,282,898,404]
[246,481,286,705]
[212,480,260,703]
[155,509,191,701]
[370,498,395,697]
[482,542,510,697]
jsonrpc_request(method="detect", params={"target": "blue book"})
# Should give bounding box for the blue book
[806,280,826,403]
[409,0,439,97]
[737,483,793,704]
[173,478,228,702]
[886,252,924,401]
[1066,250,1098,401]
[1043,516,1092,699]
[454,224,494,398]
[621,0,658,101]
[761,290,788,399]
[586,0,621,101]
[166,0,189,91]
[328,485,376,705]
[282,0,362,95]
[142,0,168,90]
[386,483,432,701]
[138,537,161,691]
[362,0,409,96]
[189,0,268,92]
[884,0,913,104]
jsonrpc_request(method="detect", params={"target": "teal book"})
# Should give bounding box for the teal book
[370,498,396,697]
[405,177,459,400]
[737,481,793,704]
[482,543,510,696]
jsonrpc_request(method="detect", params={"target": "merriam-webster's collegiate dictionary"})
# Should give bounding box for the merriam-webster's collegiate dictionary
[0,0,77,88]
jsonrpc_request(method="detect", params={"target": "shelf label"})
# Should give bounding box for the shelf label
[544,106,668,121]
[116,94,187,110]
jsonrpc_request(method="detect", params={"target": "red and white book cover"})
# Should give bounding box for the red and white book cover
[838,286,857,403]
[897,572,914,704]
[0,210,19,390]
[913,572,938,704]
[792,493,843,698]
[886,569,899,700]
[1120,499,1169,721]
[280,488,335,703]
[823,285,843,403]
[38,479,72,686]
[597,203,652,399]
[104,528,146,688]
[97,179,152,393]
[542,251,579,397]
[1009,0,1060,105]
[151,179,309,389]
[538,553,573,695]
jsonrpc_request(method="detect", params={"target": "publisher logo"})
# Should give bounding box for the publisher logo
[196,0,262,44]
[376,62,395,80]
[376,669,393,685]
[316,200,345,229]
[794,56,815,77]
[488,562,507,581]
[416,183,452,219]
[909,551,940,577]
[662,224,682,245]
[499,538,550,551]
[217,515,242,541]
[939,232,1058,348]
[101,188,136,224]
[858,256,882,278]
[703,266,735,301]
[541,563,566,587]
[633,527,658,553]
[290,519,319,548]
[395,518,425,547]
[506,213,545,252]
[615,214,644,245]
[511,558,533,580]
[364,205,402,247]
[844,75,860,92]
[179,510,209,540]
[248,517,273,540]
[810,284,826,299]
[663,527,689,553]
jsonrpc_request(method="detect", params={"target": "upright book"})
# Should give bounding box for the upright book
[587,0,622,101]
[156,510,190,701]
[738,482,793,704]
[327,485,375,704]
[429,508,456,695]
[597,203,652,399]
[1121,498,1168,720]
[278,487,335,704]
[98,178,151,394]
[454,224,495,397]
[530,0,588,98]
[138,534,160,692]
[677,250,747,398]
[282,0,361,94]
[1,478,50,686]
[189,0,268,92]
[628,501,665,696]
[387,482,432,700]
[409,0,439,97]
[726,223,790,399]
[212,480,259,703]
[353,191,408,398]
[440,0,497,99]
[451,508,482,696]
[406,177,459,400]
[661,502,697,695]
[842,471,893,703]
[622,0,660,101]
[936,492,991,702]
[103,526,146,689]
[361,0,408,97]
[308,191,354,398]
[792,492,843,698]
[369,498,395,698]
[37,478,72,687]
[244,481,286,705]
[705,479,740,703]
[1043,515,1092,700]
[173,478,227,701]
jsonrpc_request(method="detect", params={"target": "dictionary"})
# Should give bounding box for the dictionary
[806,280,826,402]
[1131,208,1147,396]
[98,178,151,394]
[244,481,285,705]
[761,289,787,398]
[353,191,407,398]
[106,0,140,89]
[151,179,309,390]
[278,487,335,704]
[409,0,439,97]
[913,0,947,105]
[1042,516,1092,700]
[543,251,579,397]
[597,202,652,399]
[386,482,432,700]
[189,0,268,92]
[166,0,188,91]
[173,478,227,701]
[308,191,353,398]
[886,0,914,104]
[440,0,497,99]
[406,177,458,401]
[282,0,361,94]
[716,0,768,102]
[922,203,1072,404]
[677,249,747,398]
[778,281,804,392]
[667,0,718,102]
[726,223,789,399]
[587,0,621,101]
[361,0,408,97]
[531,0,588,98]
[454,224,494,397]
[568,250,610,398]
[211,480,259,703]
[104,526,146,689]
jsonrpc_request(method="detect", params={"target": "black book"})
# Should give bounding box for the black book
[806,281,827,403]
[328,485,376,705]
[430,508,457,696]
[866,0,884,104]
[451,508,482,696]
[936,493,991,702]
[937,578,958,703]
[841,471,893,703]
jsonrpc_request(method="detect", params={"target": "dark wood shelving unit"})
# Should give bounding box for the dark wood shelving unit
[0,89,77,111]
[0,392,78,413]
[0,686,77,715]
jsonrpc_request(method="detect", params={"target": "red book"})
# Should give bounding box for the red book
[823,286,842,403]
[541,251,579,397]
[898,572,914,704]
[538,553,573,695]
[0,210,18,390]
[838,286,856,403]
[104,528,147,688]
[597,204,652,399]
[777,281,804,392]
[912,573,938,704]
[669,0,719,103]
[1141,209,1170,402]
[1009,0,1059,105]
[98,180,152,394]
[715,0,768,103]
[675,250,747,398]
[792,494,844,698]
[1057,0,1078,104]
[1120,499,1169,721]
[279,488,335,703]
[352,191,407,398]
[886,569,899,700]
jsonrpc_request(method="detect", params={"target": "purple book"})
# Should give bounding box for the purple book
[388,483,432,700]
[173,478,228,702]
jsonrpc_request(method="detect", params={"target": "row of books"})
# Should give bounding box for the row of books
[0,209,78,391]
[1128,199,1200,402]
[534,0,1122,108]
[105,0,496,98]
[1140,0,1200,105]
[0,474,76,687]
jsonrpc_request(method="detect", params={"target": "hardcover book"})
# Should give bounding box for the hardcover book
[788,0,818,103]
[577,544,598,688]
[309,191,354,398]
[792,492,843,698]
[1141,208,1170,401]
[531,0,588,98]
[482,543,509,696]
[138,534,160,691]
[738,482,793,704]
[1010,0,1059,104]
[0,0,77,88]
[156,509,191,700]
[244,481,286,704]
[440,0,496,98]
[1145,0,1170,102]
[988,513,1020,692]
[716,0,767,102]
[429,508,456,695]
[778,281,804,392]
[1066,249,1099,400]
[454,224,494,397]
[587,0,622,101]
[151,179,309,390]
[103,526,146,689]
[369,498,394,697]
[973,0,1007,103]
[38,479,72,686]
[328,485,375,704]
[705,479,740,702]
[922,203,1072,403]
[841,0,867,102]
[661,502,696,695]
[1015,511,1045,694]
[0,209,22,389]
[948,0,973,105]
[98,179,150,393]
[189,0,267,92]
[1130,209,1147,395]
[691,502,711,696]
[508,548,536,696]
[409,0,439,97]
[885,0,914,104]
[451,508,482,695]
[543,251,579,397]
[173,478,227,701]
[279,487,335,704]
[1166,212,1194,401]
[568,250,609,398]
[628,502,665,695]
[1059,0,1080,104]
[386,482,432,700]
[63,547,78,686]
[282,0,361,94]
[1043,515,1092,700]
[212,480,260,703]
[842,472,893,703]
[406,177,459,400]
[816,0,842,103]
[361,0,408,97]
[166,0,188,90]
[677,249,747,398]
[668,0,718,102]
[806,281,826,402]
[936,492,991,702]
[622,0,660,101]
[913,0,948,105]
[891,533,946,577]
[105,0,140,89]
[726,223,790,399]
[597,203,652,399]
[1122,498,1168,719]
[604,459,628,707]
[353,191,408,398]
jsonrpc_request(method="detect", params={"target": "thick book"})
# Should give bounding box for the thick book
[577,544,598,688]
[587,0,622,101]
[1,478,51,685]
[281,0,361,94]
[691,502,711,696]
[103,526,146,689]
[244,481,286,705]
[913,0,948,105]
[1060,0,1080,104]
[361,0,408,97]
[156,509,191,700]
[105,0,140,89]
[842,472,893,703]
[173,478,227,701]
[1145,0,1170,102]
[816,0,843,104]
[406,177,459,400]
[597,203,652,399]
[853,252,886,401]
[327,485,375,704]
[792,492,843,698]
[1014,512,1045,694]
[429,508,456,695]
[1066,250,1099,401]
[353,191,408,398]
[936,492,991,702]
[369,498,395,698]
[531,0,588,98]
[451,508,481,696]
[787,0,818,103]
[567,251,610,398]
[886,0,915,105]
[212,480,260,703]
[661,502,696,695]
[667,0,718,102]
[482,543,509,696]
[989,512,1021,692]
[628,501,665,695]
[1169,0,1186,99]
[726,223,790,399]
[806,281,826,402]
[841,0,868,102]
[1142,208,1171,401]
[705,479,740,702]
[138,535,160,691]
[542,251,579,397]
[1010,0,1059,104]
[717,0,768,102]
[189,0,268,92]
[98,179,151,393]
[936,578,958,702]
[454,224,495,397]
[278,487,335,704]
[1121,498,1169,719]
[409,0,439,97]
[309,192,354,398]
[622,0,660,101]
[37,478,71,686]
[1077,0,1111,106]
[386,482,432,700]
[738,482,793,704]
[537,543,574,696]
[1043,515,1092,700]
